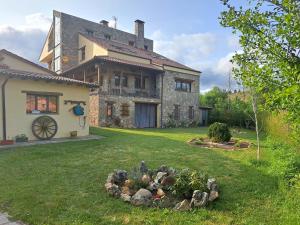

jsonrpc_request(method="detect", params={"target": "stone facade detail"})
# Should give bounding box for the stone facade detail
[56,11,153,72]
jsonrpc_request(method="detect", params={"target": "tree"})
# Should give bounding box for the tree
[220,0,300,143]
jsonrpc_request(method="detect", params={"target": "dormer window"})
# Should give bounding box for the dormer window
[104,34,111,40]
[129,41,135,46]
[86,29,94,36]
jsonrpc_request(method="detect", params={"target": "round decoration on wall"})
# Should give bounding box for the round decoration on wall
[32,116,58,140]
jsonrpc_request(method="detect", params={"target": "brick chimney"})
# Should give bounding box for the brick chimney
[135,19,144,49]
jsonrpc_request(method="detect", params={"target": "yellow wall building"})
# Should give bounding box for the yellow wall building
[0,49,96,141]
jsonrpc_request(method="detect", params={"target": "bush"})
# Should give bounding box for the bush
[171,169,208,198]
[208,122,232,142]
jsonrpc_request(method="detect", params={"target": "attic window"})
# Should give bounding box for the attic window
[129,41,135,46]
[104,34,111,40]
[144,45,148,50]
[86,29,94,36]
[79,46,86,61]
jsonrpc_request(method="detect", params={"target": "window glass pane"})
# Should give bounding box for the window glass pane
[114,75,120,86]
[54,57,61,72]
[54,16,61,46]
[182,83,187,91]
[135,77,141,89]
[54,44,61,58]
[122,76,128,87]
[176,81,181,89]
[49,96,57,113]
[37,96,47,112]
[26,95,36,113]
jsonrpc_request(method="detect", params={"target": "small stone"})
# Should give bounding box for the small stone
[114,170,128,184]
[156,188,165,197]
[105,183,121,197]
[106,173,115,184]
[208,190,219,202]
[141,174,151,184]
[120,193,131,202]
[154,172,168,183]
[161,175,176,187]
[131,188,153,206]
[121,186,134,196]
[140,161,148,174]
[147,182,160,192]
[207,178,217,190]
[190,191,209,208]
[124,179,134,188]
[174,199,191,211]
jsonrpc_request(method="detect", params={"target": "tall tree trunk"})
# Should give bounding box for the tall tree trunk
[251,91,260,160]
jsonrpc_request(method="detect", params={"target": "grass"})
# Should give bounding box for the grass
[0,127,299,225]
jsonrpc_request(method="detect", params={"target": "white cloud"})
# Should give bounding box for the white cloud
[0,13,51,64]
[227,35,240,50]
[151,30,240,92]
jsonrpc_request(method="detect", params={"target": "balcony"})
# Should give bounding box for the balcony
[93,87,160,99]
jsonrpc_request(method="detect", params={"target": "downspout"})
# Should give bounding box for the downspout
[160,72,164,128]
[1,77,9,141]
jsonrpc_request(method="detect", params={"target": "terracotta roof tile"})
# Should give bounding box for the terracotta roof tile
[81,34,200,73]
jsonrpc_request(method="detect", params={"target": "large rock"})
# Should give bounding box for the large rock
[106,173,115,184]
[156,188,165,197]
[174,199,191,211]
[158,165,169,173]
[131,188,153,206]
[154,172,168,183]
[140,161,148,174]
[141,174,151,185]
[208,190,219,202]
[105,182,121,197]
[190,190,209,208]
[114,170,128,184]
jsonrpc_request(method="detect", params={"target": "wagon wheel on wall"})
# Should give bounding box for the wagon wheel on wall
[32,116,58,140]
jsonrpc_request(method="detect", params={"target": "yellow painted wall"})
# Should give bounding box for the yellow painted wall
[108,51,151,64]
[78,35,108,63]
[0,78,90,141]
[1,53,51,75]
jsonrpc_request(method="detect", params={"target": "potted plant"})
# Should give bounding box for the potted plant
[15,134,28,143]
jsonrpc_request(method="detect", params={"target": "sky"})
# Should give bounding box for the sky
[0,0,243,92]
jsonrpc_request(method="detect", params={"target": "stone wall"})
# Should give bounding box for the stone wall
[58,11,153,72]
[89,94,100,126]
[161,71,200,126]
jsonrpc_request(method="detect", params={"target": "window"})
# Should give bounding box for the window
[54,16,61,73]
[114,74,120,86]
[122,75,128,87]
[106,102,113,118]
[129,41,135,46]
[135,76,146,89]
[189,106,194,120]
[144,45,148,50]
[174,105,180,120]
[175,80,192,92]
[26,94,58,114]
[80,46,86,61]
[121,103,130,117]
[104,34,111,40]
[86,29,94,36]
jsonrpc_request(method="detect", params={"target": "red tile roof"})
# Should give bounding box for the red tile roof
[0,68,98,88]
[81,34,200,73]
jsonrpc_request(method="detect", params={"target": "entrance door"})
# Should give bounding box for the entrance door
[135,103,157,128]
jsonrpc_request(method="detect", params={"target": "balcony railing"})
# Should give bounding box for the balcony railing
[91,87,160,99]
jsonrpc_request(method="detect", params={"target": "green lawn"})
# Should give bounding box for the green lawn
[0,127,299,225]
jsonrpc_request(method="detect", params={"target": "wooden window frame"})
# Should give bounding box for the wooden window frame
[80,46,86,61]
[174,105,180,121]
[188,106,194,120]
[121,103,130,117]
[26,93,59,114]
[175,80,192,92]
[106,102,114,118]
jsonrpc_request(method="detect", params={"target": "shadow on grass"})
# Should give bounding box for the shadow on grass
[0,127,282,225]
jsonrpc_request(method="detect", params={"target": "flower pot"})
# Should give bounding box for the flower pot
[1,140,14,145]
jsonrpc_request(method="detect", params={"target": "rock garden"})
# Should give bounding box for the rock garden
[104,161,219,211]
[189,122,251,150]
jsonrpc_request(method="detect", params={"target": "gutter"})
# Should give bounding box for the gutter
[1,77,9,140]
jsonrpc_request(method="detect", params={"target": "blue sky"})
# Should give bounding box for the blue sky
[0,0,243,92]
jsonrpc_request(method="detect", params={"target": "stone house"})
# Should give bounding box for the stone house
[39,10,201,128]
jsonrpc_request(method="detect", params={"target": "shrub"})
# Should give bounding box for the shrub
[171,169,208,198]
[208,122,232,142]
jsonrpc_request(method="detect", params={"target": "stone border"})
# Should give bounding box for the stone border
[0,212,26,225]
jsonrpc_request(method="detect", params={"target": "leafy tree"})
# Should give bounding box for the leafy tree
[220,0,300,142]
